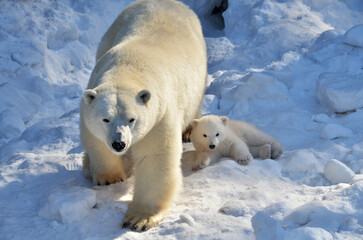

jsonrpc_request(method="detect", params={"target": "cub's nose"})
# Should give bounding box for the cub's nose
[112,141,126,152]
[209,144,216,149]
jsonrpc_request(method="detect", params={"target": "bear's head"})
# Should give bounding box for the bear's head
[81,84,152,155]
[190,115,228,152]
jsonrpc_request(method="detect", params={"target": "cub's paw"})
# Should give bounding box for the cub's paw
[271,142,284,159]
[259,144,272,160]
[122,210,164,232]
[92,171,126,186]
[271,149,283,160]
[236,153,253,165]
[192,158,210,171]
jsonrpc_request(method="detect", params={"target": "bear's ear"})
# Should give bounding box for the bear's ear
[192,119,199,128]
[220,116,229,126]
[138,90,151,104]
[83,89,97,104]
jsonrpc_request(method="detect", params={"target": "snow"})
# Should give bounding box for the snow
[38,186,96,224]
[283,227,333,240]
[1,0,363,239]
[324,159,355,184]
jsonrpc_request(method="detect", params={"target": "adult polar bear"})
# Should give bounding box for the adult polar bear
[80,0,206,232]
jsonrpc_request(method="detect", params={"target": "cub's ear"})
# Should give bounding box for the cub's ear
[192,119,199,128]
[138,90,151,104]
[83,89,97,104]
[220,116,229,126]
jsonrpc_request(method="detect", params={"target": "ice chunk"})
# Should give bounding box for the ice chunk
[343,24,363,48]
[39,186,96,224]
[316,73,363,113]
[324,159,355,184]
[283,227,333,240]
[320,124,353,140]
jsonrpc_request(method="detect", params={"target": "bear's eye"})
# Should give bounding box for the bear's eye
[203,134,207,137]
[216,133,219,137]
[129,118,135,123]
[103,119,110,123]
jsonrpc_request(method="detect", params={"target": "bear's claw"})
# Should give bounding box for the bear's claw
[122,211,164,232]
[93,173,126,186]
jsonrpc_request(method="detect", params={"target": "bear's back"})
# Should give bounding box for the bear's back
[96,0,203,61]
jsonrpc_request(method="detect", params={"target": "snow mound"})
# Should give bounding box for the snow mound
[343,24,363,48]
[179,214,195,226]
[311,114,330,123]
[316,73,363,113]
[320,123,353,140]
[39,186,96,224]
[219,200,250,217]
[324,159,355,184]
[283,227,333,240]
[251,203,289,240]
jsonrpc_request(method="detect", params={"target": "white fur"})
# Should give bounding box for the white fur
[80,0,206,231]
[190,115,284,171]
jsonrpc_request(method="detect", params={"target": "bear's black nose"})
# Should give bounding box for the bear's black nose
[112,141,126,152]
[209,144,215,149]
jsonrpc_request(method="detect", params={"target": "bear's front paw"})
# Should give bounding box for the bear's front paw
[92,172,126,186]
[236,153,253,165]
[122,210,164,232]
[192,158,211,171]
[259,144,272,160]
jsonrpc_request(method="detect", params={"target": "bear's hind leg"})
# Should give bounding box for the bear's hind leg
[82,153,92,180]
[248,144,272,159]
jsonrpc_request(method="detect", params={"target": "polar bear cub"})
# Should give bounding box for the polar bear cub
[190,115,284,170]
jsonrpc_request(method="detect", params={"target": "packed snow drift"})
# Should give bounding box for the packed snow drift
[1,0,363,239]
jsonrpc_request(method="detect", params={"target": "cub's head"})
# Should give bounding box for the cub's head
[190,115,228,152]
[81,84,152,155]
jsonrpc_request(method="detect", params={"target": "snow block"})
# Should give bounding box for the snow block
[324,159,355,184]
[39,186,96,224]
[316,73,363,113]
[283,227,333,240]
[343,24,363,48]
[320,124,353,140]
